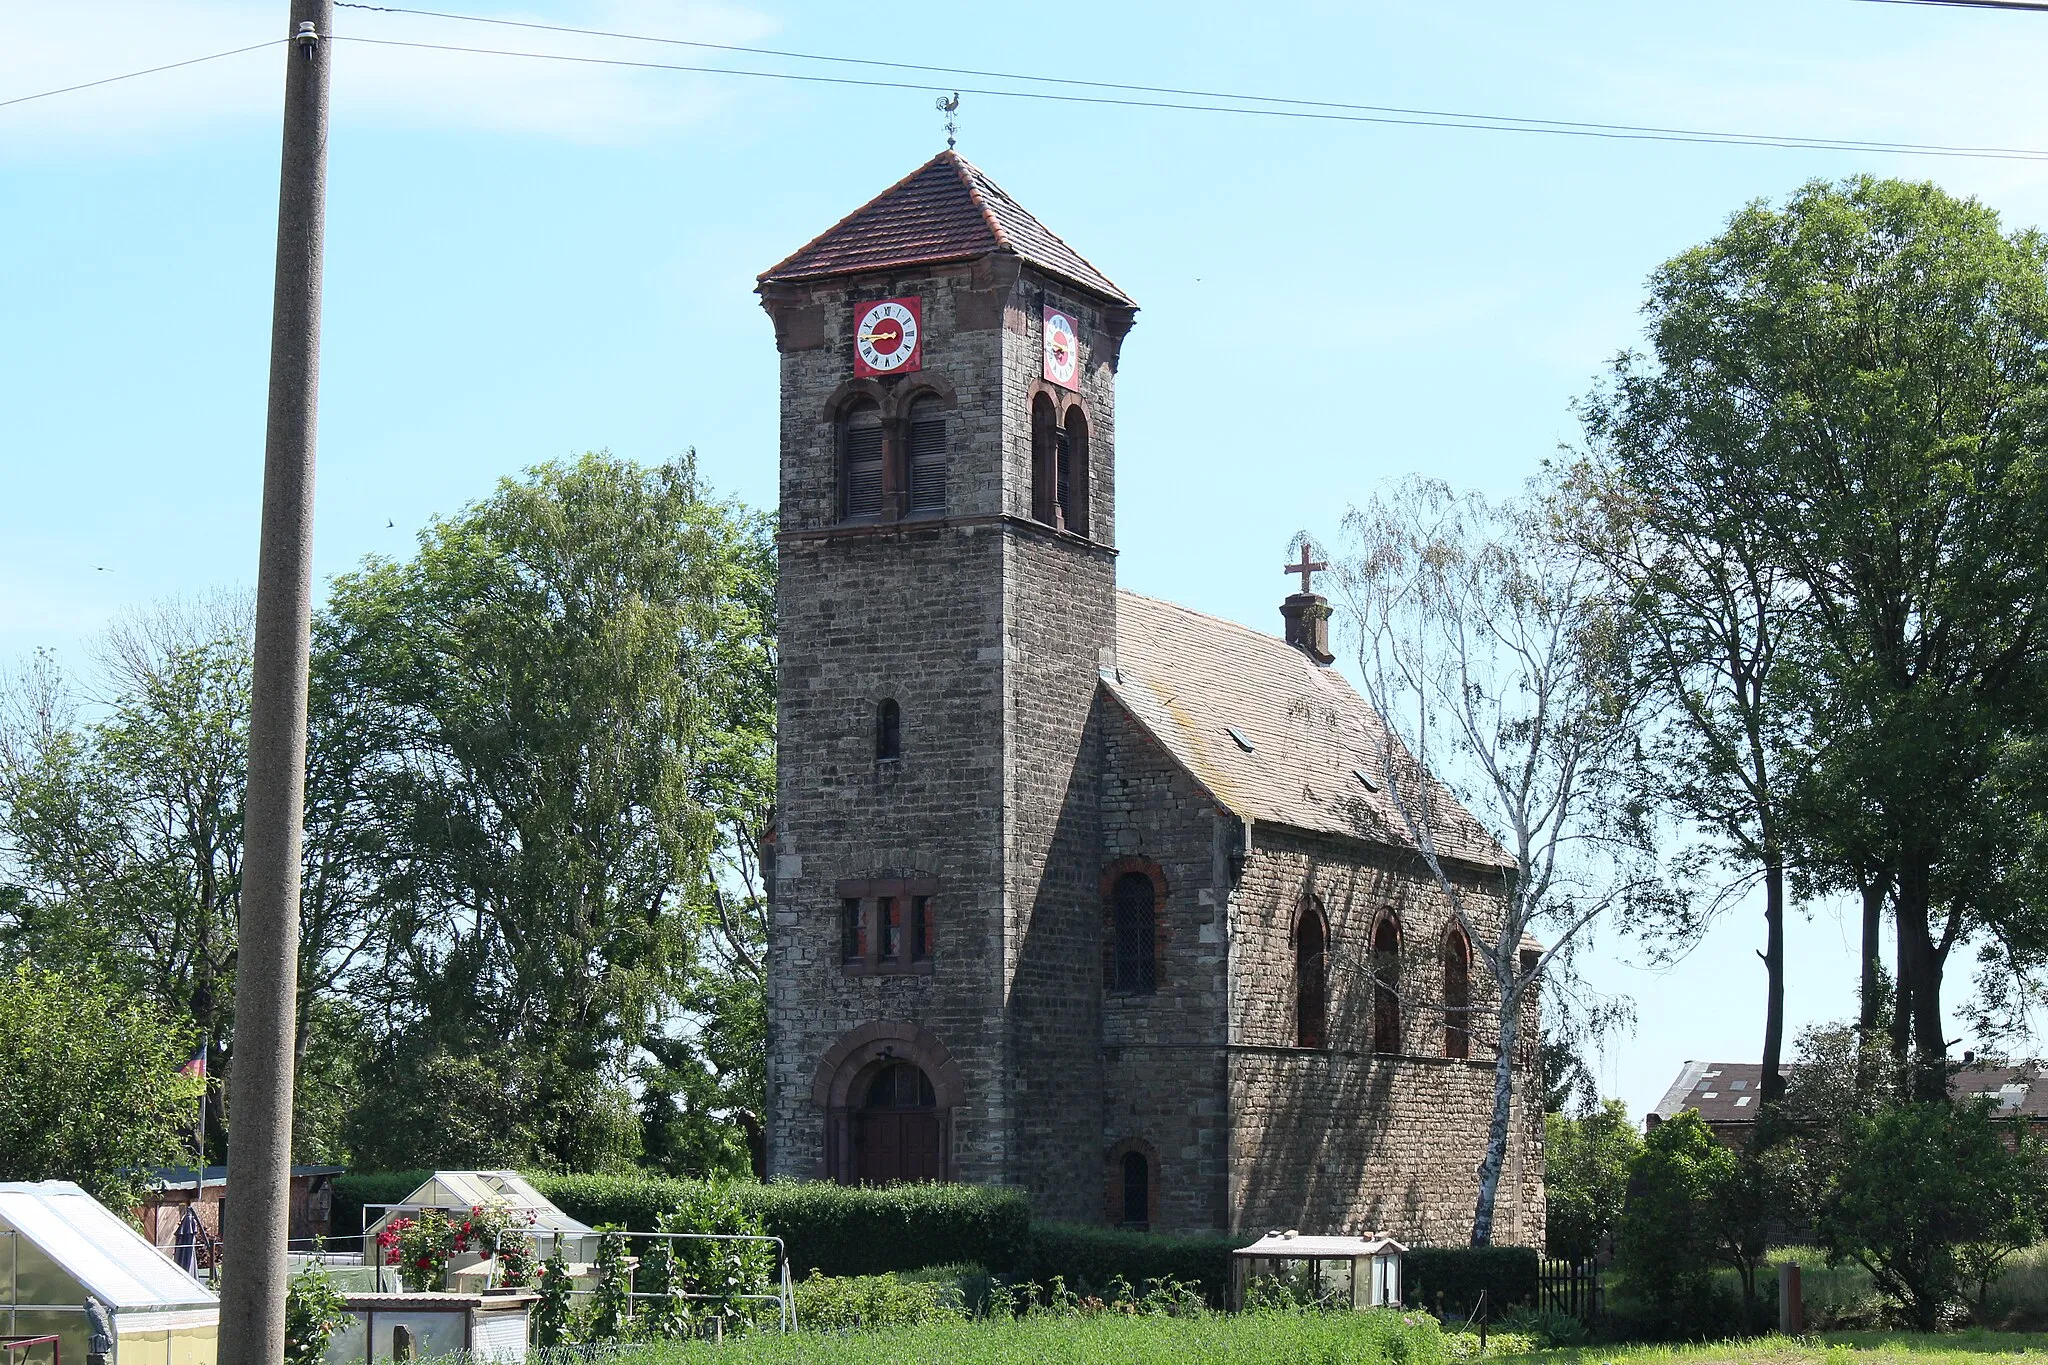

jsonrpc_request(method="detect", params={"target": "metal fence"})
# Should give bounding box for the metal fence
[1536,1258,1603,1323]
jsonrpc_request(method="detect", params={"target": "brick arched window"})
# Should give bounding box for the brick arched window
[1105,1138,1159,1230]
[1101,859,1166,996]
[1295,900,1328,1050]
[1443,925,1471,1060]
[1372,913,1402,1056]
[1110,873,1157,994]
[905,395,946,515]
[840,398,883,521]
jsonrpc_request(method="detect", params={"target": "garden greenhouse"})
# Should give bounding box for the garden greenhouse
[0,1180,219,1364]
[363,1172,598,1274]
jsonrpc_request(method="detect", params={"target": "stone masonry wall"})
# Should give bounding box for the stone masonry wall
[1226,825,1545,1246]
[763,255,1127,1199]
[1096,700,1234,1232]
[766,262,1018,1183]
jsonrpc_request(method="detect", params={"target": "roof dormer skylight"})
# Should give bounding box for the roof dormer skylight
[1226,727,1255,753]
[1353,768,1379,792]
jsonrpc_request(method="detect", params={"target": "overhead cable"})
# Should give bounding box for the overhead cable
[330,32,2048,162]
[0,40,283,111]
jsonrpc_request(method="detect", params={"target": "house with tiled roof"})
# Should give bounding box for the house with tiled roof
[1651,1058,2048,1147]
[759,152,1544,1244]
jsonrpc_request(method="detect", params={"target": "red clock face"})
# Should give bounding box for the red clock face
[853,297,922,377]
[1043,306,1080,389]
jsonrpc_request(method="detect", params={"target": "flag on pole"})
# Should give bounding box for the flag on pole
[180,1045,206,1081]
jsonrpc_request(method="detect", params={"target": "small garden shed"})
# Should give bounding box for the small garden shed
[363,1172,596,1267]
[1230,1230,1406,1311]
[0,1180,220,1364]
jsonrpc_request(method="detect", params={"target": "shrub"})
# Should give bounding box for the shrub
[1817,1099,2048,1330]
[532,1176,1030,1278]
[1019,1223,1240,1305]
[1403,1246,1539,1321]
[283,1263,352,1365]
[793,1272,966,1330]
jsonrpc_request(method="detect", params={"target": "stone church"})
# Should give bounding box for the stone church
[756,152,1545,1244]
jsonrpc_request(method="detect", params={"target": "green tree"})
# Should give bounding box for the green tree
[1618,1111,1779,1332]
[0,965,202,1208]
[320,452,774,1170]
[1544,1099,1641,1262]
[1583,176,2048,1099]
[1818,1099,2047,1329]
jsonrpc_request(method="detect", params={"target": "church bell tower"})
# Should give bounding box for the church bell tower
[756,152,1137,1212]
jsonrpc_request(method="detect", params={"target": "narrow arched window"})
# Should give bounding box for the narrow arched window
[876,698,901,761]
[1109,871,1157,994]
[1295,903,1327,1050]
[1443,926,1471,1060]
[1030,393,1059,526]
[841,400,883,520]
[1120,1150,1150,1230]
[1061,407,1090,535]
[906,396,946,515]
[1372,915,1402,1055]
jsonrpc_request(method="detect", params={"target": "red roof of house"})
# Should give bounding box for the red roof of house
[758,152,1133,306]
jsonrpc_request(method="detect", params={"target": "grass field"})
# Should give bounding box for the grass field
[1524,1333,2048,1364]
[513,1309,1451,1364]
[468,1322,2048,1365]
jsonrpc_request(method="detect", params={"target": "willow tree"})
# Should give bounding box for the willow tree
[1336,477,1667,1246]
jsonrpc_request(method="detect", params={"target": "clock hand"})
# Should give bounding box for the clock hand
[859,330,901,342]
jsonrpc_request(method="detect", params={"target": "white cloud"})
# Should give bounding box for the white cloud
[0,0,779,155]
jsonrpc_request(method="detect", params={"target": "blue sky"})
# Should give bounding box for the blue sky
[7,0,2048,1123]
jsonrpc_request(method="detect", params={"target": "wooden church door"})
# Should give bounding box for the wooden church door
[854,1062,942,1184]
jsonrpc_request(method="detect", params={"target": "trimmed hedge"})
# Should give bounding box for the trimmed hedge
[530,1176,1031,1279]
[1404,1246,1539,1319]
[1019,1223,1241,1305]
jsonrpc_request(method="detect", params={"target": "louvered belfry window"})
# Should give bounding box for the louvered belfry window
[842,401,884,520]
[1110,871,1157,994]
[906,396,946,514]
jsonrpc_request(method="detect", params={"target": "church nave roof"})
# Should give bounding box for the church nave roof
[1106,590,1511,871]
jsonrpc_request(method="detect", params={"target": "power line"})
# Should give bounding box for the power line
[332,33,2048,162]
[335,1,2048,160]
[0,40,283,111]
[1851,0,2048,10]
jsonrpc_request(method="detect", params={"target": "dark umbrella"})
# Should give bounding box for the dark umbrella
[173,1206,201,1276]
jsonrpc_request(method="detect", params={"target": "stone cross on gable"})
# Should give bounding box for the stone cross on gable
[1284,537,1328,596]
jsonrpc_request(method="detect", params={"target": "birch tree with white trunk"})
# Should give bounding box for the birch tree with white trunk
[1332,477,1667,1247]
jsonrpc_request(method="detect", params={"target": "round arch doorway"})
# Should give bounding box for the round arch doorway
[813,1021,966,1186]
[854,1061,943,1185]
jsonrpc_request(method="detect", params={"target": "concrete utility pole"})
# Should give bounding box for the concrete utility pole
[218,3,330,1361]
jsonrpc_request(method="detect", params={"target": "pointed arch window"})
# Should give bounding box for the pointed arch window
[841,399,884,521]
[1443,926,1471,1060]
[1372,915,1402,1056]
[906,395,947,515]
[1295,901,1328,1050]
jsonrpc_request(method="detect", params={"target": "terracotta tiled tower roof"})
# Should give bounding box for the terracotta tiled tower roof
[758,151,1133,305]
